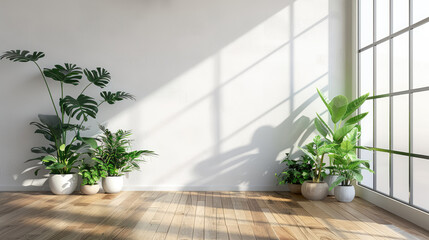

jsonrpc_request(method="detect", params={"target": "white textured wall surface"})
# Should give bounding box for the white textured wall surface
[0,0,351,191]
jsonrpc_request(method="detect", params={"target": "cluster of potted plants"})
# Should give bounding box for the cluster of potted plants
[276,89,373,202]
[1,50,155,195]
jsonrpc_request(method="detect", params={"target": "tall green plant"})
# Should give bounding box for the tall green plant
[314,89,369,174]
[0,50,135,175]
[91,126,156,176]
[300,136,336,182]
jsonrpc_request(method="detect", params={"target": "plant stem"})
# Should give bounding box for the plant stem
[33,61,60,119]
[80,83,92,95]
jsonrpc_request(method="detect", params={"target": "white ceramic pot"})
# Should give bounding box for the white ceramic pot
[80,184,100,195]
[102,176,124,193]
[324,175,339,196]
[49,173,78,195]
[301,181,328,201]
[287,183,302,194]
[334,185,355,202]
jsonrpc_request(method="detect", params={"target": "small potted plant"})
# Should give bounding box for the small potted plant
[78,162,107,195]
[275,153,312,194]
[300,136,335,201]
[92,125,156,193]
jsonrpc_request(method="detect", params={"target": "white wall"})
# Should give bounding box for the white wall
[0,0,351,191]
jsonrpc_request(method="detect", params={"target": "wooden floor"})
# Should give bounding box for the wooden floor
[0,192,428,240]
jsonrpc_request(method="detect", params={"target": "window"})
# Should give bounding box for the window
[358,0,429,212]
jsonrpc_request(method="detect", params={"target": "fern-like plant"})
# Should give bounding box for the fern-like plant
[0,50,135,175]
[91,125,156,176]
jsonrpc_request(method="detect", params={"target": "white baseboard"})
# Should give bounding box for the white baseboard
[356,185,429,231]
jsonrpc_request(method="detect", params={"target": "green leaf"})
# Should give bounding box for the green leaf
[59,144,66,152]
[342,93,369,120]
[60,94,98,120]
[100,91,135,104]
[42,155,57,163]
[316,113,334,137]
[81,137,98,149]
[340,140,354,152]
[43,64,82,85]
[329,175,347,191]
[344,127,359,145]
[329,95,348,123]
[333,124,356,142]
[314,118,328,137]
[84,68,110,88]
[317,88,332,116]
[345,112,368,125]
[0,50,45,62]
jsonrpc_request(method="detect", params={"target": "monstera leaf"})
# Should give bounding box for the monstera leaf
[84,67,110,88]
[100,91,135,104]
[0,50,45,62]
[43,63,82,85]
[60,94,98,120]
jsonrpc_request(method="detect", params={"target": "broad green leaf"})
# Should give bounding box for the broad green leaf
[43,63,82,85]
[42,155,57,163]
[342,93,369,120]
[60,94,98,120]
[84,68,110,88]
[317,88,332,116]
[353,171,363,182]
[0,50,45,62]
[329,175,347,190]
[344,127,359,145]
[314,118,328,137]
[333,124,356,142]
[81,137,98,149]
[316,113,334,137]
[345,112,368,125]
[329,95,348,123]
[100,91,135,104]
[340,140,354,152]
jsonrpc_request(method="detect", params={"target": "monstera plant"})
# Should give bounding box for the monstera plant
[0,50,134,194]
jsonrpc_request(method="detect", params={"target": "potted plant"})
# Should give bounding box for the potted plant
[300,136,335,200]
[275,153,312,194]
[78,162,107,195]
[92,125,156,193]
[0,50,134,194]
[314,89,369,195]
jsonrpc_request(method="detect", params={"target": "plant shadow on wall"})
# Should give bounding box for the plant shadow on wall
[186,87,328,188]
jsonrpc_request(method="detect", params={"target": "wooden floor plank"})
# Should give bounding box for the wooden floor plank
[0,191,427,240]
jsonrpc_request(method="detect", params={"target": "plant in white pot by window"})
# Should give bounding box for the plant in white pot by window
[313,89,370,195]
[275,153,312,194]
[91,125,156,194]
[0,50,134,195]
[299,136,335,201]
[78,162,107,195]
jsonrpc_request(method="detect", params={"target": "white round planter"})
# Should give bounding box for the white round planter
[102,176,124,194]
[334,185,355,202]
[49,173,78,195]
[301,181,328,201]
[80,184,100,195]
[324,175,339,196]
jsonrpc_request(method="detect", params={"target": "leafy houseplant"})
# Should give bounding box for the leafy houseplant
[0,50,134,194]
[313,89,372,202]
[275,153,312,194]
[78,162,107,195]
[91,125,156,193]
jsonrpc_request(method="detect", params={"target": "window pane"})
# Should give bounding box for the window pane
[413,23,429,89]
[413,158,429,211]
[360,0,374,48]
[393,0,409,33]
[376,97,389,149]
[360,100,373,147]
[392,154,409,203]
[376,42,390,95]
[360,49,373,96]
[360,149,374,188]
[413,0,429,24]
[376,151,390,194]
[413,91,429,155]
[392,33,409,92]
[376,0,390,40]
[392,95,409,152]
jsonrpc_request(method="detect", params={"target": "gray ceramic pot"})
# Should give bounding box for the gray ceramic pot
[301,181,328,201]
[287,183,302,194]
[334,185,355,202]
[49,173,78,195]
